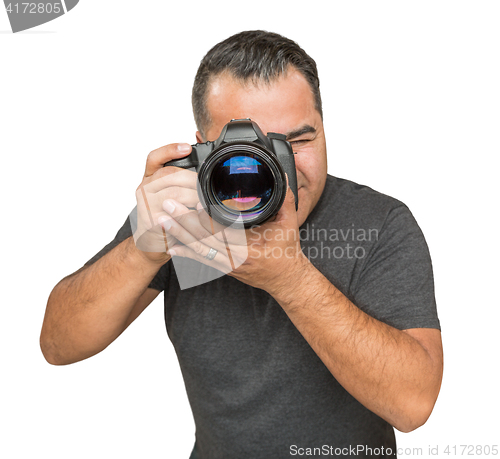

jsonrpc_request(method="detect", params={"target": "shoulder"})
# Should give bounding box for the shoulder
[308,175,410,230]
[329,175,404,209]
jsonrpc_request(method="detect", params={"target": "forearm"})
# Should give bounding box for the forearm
[270,256,442,432]
[41,237,167,365]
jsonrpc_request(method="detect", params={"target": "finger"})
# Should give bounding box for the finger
[136,189,200,237]
[163,199,217,242]
[193,205,249,269]
[161,200,230,262]
[195,203,225,240]
[164,200,250,270]
[196,203,250,246]
[161,215,229,266]
[133,208,176,253]
[274,183,298,225]
[139,170,200,223]
[144,143,192,177]
[158,187,200,209]
[145,167,198,193]
[168,243,233,274]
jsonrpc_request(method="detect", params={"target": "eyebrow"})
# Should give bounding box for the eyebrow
[285,124,317,141]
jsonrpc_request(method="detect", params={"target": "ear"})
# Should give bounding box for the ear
[196,131,204,143]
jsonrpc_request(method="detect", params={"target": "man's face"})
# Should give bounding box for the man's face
[198,69,328,227]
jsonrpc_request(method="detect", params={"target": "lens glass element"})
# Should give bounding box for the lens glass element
[211,154,274,213]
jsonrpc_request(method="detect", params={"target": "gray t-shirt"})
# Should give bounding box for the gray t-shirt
[86,175,440,458]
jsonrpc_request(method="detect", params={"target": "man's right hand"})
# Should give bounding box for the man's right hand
[133,142,198,263]
[40,142,197,365]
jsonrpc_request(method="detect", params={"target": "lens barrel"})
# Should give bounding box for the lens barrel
[197,142,287,228]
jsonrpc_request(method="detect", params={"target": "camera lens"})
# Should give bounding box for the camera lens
[198,143,287,228]
[210,154,274,213]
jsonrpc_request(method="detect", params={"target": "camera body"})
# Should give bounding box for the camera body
[165,119,298,228]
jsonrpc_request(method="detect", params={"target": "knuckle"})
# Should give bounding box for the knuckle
[171,207,187,222]
[166,187,181,202]
[191,241,205,256]
[166,226,178,238]
[196,232,210,243]
[160,219,177,235]
[160,165,176,177]
[146,150,157,164]
[196,228,212,241]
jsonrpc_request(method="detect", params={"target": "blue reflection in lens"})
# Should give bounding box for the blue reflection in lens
[211,155,274,213]
[224,156,259,175]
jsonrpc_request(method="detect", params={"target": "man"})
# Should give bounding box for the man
[41,31,442,458]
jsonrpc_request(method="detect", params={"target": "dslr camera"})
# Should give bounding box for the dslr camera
[165,119,298,228]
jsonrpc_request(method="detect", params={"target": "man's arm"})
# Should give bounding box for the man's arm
[160,187,443,432]
[40,141,196,365]
[40,237,165,365]
[269,256,443,433]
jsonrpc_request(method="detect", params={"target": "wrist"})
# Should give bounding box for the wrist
[266,252,316,304]
[125,237,171,270]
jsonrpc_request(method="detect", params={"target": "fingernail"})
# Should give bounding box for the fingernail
[168,248,177,257]
[177,143,191,153]
[196,202,204,213]
[163,199,175,214]
[158,215,172,230]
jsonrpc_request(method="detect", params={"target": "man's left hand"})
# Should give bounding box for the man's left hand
[160,185,309,293]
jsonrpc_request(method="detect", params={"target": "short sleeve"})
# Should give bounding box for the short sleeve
[84,216,169,292]
[352,205,440,331]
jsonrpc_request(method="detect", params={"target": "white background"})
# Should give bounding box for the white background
[1,1,499,457]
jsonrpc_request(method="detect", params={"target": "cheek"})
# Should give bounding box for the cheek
[294,150,326,184]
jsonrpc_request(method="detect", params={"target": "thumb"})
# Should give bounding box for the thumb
[275,177,298,225]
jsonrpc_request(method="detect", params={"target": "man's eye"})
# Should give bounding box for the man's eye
[289,139,311,146]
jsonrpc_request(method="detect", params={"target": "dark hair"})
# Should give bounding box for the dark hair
[192,30,322,138]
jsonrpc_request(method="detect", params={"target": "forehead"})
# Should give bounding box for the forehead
[205,69,319,137]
